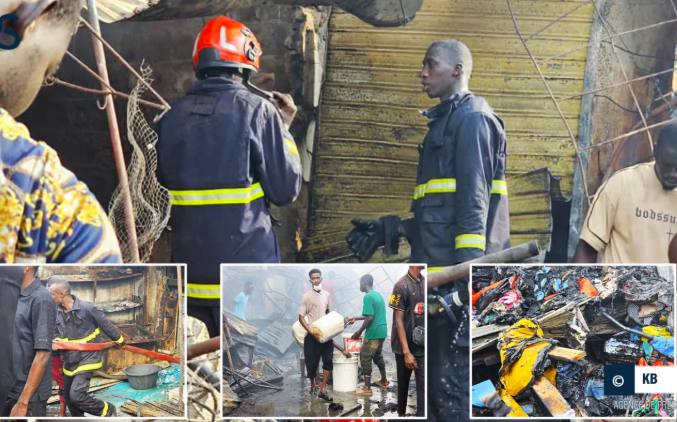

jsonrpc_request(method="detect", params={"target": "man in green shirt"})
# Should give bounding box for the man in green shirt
[347,274,388,395]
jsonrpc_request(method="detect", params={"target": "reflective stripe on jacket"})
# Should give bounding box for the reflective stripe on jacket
[407,92,510,269]
[157,77,302,306]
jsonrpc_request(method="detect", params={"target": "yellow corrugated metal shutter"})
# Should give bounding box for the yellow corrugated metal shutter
[300,0,594,262]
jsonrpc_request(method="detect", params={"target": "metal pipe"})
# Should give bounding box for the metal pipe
[46,77,168,110]
[338,404,362,417]
[186,337,221,360]
[428,241,540,289]
[79,16,171,110]
[176,265,184,414]
[86,0,141,263]
[601,311,655,341]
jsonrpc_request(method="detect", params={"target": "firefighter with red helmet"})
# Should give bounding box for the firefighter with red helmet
[156,16,302,336]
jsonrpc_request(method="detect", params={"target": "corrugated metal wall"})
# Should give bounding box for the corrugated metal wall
[300,0,594,262]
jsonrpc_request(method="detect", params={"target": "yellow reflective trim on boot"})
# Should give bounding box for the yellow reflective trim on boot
[63,361,103,377]
[101,401,109,417]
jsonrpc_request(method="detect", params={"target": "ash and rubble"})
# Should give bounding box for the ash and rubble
[471,265,675,418]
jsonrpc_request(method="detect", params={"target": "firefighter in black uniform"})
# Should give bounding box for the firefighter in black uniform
[157,16,302,337]
[48,277,125,417]
[347,40,510,422]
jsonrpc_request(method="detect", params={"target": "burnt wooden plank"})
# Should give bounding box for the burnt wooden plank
[548,347,586,362]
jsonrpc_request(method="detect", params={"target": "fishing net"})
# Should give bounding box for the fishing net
[109,64,170,262]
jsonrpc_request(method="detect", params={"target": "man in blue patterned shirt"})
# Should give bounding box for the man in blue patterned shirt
[0,0,121,263]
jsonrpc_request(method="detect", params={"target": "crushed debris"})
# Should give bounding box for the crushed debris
[472,265,675,418]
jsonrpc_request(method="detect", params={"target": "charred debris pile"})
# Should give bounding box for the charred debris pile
[222,308,293,414]
[471,265,675,418]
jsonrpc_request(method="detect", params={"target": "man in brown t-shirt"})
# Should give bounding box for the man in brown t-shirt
[298,269,350,402]
[574,122,677,263]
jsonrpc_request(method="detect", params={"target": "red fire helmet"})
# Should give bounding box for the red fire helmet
[192,16,262,76]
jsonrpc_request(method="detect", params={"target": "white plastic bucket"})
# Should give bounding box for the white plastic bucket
[332,351,358,392]
[342,333,363,353]
[310,311,344,343]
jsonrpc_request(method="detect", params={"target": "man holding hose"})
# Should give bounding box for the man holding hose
[48,277,125,417]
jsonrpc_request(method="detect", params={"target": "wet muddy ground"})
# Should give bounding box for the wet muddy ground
[227,355,419,417]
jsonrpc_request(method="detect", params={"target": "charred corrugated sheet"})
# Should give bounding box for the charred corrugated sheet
[224,309,259,348]
[508,169,559,251]
[257,321,296,356]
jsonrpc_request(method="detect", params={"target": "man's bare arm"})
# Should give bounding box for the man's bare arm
[12,350,50,416]
[358,315,374,333]
[333,339,351,357]
[299,314,321,343]
[394,309,417,369]
[572,239,598,263]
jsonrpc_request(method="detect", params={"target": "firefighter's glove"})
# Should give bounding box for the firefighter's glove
[346,216,400,262]
[347,218,384,262]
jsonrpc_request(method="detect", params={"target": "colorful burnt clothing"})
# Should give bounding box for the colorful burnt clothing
[0,108,121,263]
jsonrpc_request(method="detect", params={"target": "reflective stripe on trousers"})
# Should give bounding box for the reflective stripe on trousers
[187,283,220,300]
[413,178,508,200]
[169,183,264,206]
[63,361,103,377]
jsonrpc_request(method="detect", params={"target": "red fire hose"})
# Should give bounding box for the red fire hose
[55,341,181,364]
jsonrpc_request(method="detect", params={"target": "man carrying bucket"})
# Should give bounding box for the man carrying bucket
[298,269,351,402]
[347,274,389,396]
